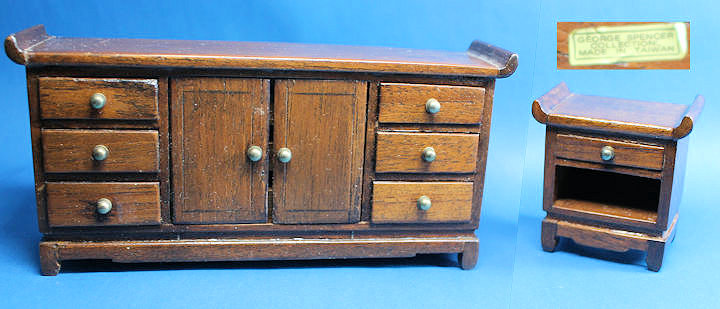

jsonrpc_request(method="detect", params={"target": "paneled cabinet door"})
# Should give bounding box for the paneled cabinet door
[171,78,269,224]
[273,80,367,224]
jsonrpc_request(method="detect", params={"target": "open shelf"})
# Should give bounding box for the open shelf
[553,166,660,223]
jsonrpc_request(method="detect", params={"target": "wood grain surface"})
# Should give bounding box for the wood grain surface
[273,79,367,224]
[39,77,158,120]
[171,78,269,224]
[375,132,479,173]
[378,83,485,124]
[554,133,665,170]
[371,181,474,224]
[42,129,159,173]
[46,182,161,227]
[557,22,690,70]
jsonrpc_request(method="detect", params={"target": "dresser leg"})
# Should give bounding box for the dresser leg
[39,242,61,276]
[541,218,559,252]
[646,241,665,272]
[458,241,478,270]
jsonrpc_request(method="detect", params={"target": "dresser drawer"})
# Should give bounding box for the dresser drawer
[554,134,665,170]
[375,132,478,173]
[378,83,485,124]
[46,182,161,227]
[372,181,474,224]
[42,129,160,173]
[38,77,159,120]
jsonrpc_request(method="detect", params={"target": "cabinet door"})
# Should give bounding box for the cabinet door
[172,78,269,224]
[273,80,367,224]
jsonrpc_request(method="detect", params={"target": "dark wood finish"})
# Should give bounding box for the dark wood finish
[38,77,158,120]
[371,181,474,224]
[6,25,517,274]
[5,25,518,78]
[46,182,161,227]
[171,78,269,224]
[557,22,690,70]
[272,79,366,224]
[378,83,485,124]
[42,129,159,173]
[535,83,701,271]
[375,132,479,173]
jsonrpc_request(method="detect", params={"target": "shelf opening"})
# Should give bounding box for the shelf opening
[554,166,660,223]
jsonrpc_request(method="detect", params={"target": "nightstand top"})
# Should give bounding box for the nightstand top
[5,25,517,78]
[532,82,704,140]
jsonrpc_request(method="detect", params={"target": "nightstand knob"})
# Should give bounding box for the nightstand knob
[277,147,292,163]
[96,198,112,215]
[601,146,615,161]
[425,98,441,114]
[90,93,107,109]
[92,145,109,161]
[417,195,432,211]
[246,145,263,162]
[422,147,436,162]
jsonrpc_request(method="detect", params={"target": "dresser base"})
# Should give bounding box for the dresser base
[39,235,479,275]
[541,216,677,271]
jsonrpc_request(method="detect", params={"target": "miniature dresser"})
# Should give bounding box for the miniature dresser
[5,25,517,275]
[533,83,703,271]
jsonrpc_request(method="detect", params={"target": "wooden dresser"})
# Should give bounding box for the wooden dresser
[5,25,517,275]
[533,83,703,271]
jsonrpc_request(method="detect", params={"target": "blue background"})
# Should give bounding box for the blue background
[0,0,716,308]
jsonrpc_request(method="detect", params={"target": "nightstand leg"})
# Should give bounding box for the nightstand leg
[541,218,559,252]
[646,240,666,272]
[458,241,478,270]
[39,242,61,276]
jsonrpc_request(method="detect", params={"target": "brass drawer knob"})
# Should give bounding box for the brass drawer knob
[417,195,432,211]
[422,147,436,162]
[90,93,107,109]
[425,98,441,114]
[92,145,109,161]
[601,145,615,161]
[246,145,263,162]
[277,147,292,163]
[96,198,113,215]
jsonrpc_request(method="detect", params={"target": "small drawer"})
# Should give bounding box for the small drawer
[375,132,478,173]
[554,134,665,170]
[46,182,161,227]
[371,181,474,224]
[39,77,159,120]
[378,83,485,124]
[42,129,159,173]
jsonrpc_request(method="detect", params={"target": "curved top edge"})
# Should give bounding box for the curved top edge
[673,94,704,139]
[5,24,51,65]
[532,82,571,124]
[466,40,518,78]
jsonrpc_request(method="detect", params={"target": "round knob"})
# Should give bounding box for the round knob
[92,145,109,161]
[601,146,615,161]
[96,198,112,215]
[422,147,436,162]
[277,147,292,163]
[425,98,441,114]
[417,195,432,211]
[90,93,107,109]
[246,145,263,162]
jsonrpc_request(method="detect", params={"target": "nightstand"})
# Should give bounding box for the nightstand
[532,82,703,271]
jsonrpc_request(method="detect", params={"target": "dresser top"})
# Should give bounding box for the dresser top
[533,82,703,140]
[5,25,517,78]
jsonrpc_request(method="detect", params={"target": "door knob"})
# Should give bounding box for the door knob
[422,147,436,162]
[90,93,107,109]
[92,145,109,161]
[277,147,292,163]
[601,146,615,161]
[425,98,441,114]
[417,195,432,211]
[247,145,263,162]
[96,198,112,215]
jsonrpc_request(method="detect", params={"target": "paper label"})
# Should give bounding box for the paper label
[568,23,688,66]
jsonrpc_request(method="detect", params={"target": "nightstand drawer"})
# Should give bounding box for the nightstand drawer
[378,83,485,124]
[375,132,478,173]
[42,129,160,173]
[371,181,474,224]
[39,77,159,120]
[554,134,665,170]
[46,182,161,227]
